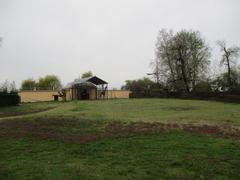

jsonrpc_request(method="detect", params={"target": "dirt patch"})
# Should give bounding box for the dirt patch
[0,118,101,144]
[105,122,240,140]
[0,107,56,118]
[1,118,240,144]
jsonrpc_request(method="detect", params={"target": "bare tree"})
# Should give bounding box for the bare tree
[217,40,240,88]
[152,29,177,88]
[149,58,161,84]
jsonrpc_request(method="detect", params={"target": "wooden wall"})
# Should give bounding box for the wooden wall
[107,90,130,99]
[19,91,60,103]
[19,90,131,103]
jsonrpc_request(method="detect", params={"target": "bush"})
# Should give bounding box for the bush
[0,80,20,106]
[129,90,240,102]
[129,89,181,98]
[0,93,20,106]
[194,81,212,93]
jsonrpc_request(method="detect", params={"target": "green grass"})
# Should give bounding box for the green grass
[0,102,57,118]
[0,102,57,113]
[12,98,240,126]
[1,98,240,179]
[1,132,240,179]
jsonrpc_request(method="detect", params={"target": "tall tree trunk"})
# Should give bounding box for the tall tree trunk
[224,48,232,88]
[226,57,232,88]
[166,55,177,90]
[179,52,190,93]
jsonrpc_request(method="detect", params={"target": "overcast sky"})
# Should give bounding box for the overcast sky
[0,0,240,89]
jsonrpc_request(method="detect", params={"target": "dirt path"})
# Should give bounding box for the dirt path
[0,107,56,120]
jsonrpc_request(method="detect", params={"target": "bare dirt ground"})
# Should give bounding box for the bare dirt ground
[105,122,240,139]
[0,118,240,144]
[0,118,99,143]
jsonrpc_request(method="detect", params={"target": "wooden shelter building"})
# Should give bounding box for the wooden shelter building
[62,76,108,101]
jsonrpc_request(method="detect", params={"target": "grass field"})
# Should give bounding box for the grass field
[1,99,240,179]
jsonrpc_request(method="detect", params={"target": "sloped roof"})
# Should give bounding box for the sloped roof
[63,76,107,89]
[87,76,108,85]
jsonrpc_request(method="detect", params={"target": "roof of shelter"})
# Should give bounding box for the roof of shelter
[63,76,108,89]
[87,76,108,85]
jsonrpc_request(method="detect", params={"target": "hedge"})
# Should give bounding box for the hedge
[0,93,20,106]
[129,90,240,102]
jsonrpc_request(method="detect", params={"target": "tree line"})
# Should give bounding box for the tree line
[123,29,240,95]
[0,81,20,106]
[21,71,93,91]
[0,81,17,94]
[21,75,62,90]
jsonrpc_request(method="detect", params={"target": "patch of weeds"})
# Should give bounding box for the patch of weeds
[162,106,198,111]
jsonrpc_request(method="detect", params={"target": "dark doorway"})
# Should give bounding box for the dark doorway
[77,87,89,100]
[53,95,59,101]
[81,89,89,100]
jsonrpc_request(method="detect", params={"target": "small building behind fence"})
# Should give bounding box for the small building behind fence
[19,76,130,103]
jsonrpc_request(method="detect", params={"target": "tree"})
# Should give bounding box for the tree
[9,81,17,94]
[0,80,17,94]
[149,58,161,84]
[121,77,155,92]
[38,75,62,90]
[81,71,93,78]
[173,30,210,92]
[0,81,20,106]
[217,40,240,89]
[21,75,62,90]
[21,78,36,90]
[153,29,210,93]
[213,69,240,92]
[153,29,176,89]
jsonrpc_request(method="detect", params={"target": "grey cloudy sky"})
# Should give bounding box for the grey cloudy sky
[0,0,240,88]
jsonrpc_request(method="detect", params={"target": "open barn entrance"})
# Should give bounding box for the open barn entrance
[86,76,108,100]
[75,85,91,100]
